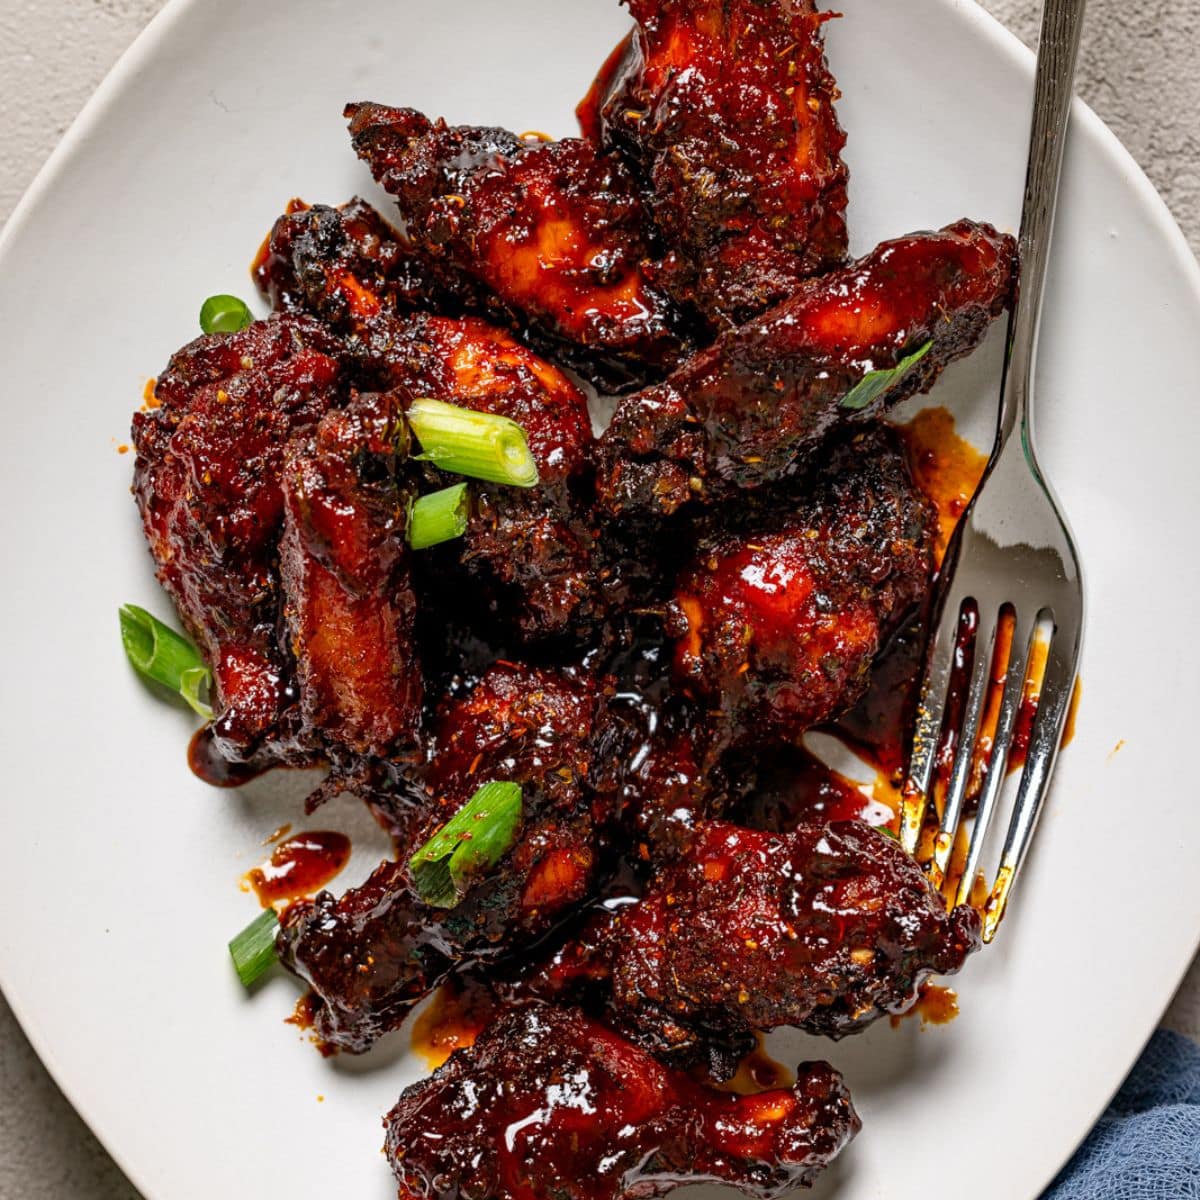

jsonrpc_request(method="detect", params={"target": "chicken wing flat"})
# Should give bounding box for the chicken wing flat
[586,0,848,327]
[345,102,690,388]
[672,426,935,748]
[597,220,1017,518]
[278,663,607,1051]
[132,315,346,763]
[384,1003,859,1200]
[279,390,422,761]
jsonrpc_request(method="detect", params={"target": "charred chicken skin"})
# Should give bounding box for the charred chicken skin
[384,1003,860,1200]
[587,0,849,327]
[597,220,1018,518]
[526,822,980,1070]
[673,427,936,748]
[345,102,690,388]
[132,315,346,763]
[279,390,422,760]
[253,197,440,323]
[277,663,607,1051]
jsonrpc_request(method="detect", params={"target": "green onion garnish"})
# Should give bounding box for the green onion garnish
[406,398,539,488]
[409,781,524,909]
[229,909,281,988]
[119,604,213,719]
[408,482,471,550]
[199,294,254,335]
[840,340,933,412]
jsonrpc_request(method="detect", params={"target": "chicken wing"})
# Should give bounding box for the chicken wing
[131,315,346,763]
[585,0,849,326]
[525,821,980,1069]
[345,102,690,388]
[277,663,607,1051]
[384,1003,859,1200]
[672,426,935,748]
[597,220,1017,518]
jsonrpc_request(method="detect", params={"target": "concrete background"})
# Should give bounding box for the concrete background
[0,0,1197,1195]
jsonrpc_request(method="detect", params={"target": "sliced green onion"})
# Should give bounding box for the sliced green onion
[119,604,213,719]
[840,340,933,412]
[199,293,253,335]
[406,397,539,488]
[409,781,524,909]
[408,483,471,550]
[229,909,280,988]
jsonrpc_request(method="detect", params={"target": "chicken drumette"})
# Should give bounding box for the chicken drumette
[584,0,849,327]
[277,663,609,1052]
[345,103,690,387]
[385,1003,859,1200]
[598,220,1017,518]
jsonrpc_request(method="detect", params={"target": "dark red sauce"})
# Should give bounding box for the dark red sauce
[188,725,271,788]
[244,830,351,907]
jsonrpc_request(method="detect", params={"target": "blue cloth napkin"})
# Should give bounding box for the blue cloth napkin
[1042,1029,1200,1198]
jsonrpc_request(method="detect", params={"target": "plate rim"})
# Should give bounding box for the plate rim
[1,2,1197,1198]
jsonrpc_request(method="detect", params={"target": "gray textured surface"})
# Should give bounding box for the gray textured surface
[0,0,1197,1196]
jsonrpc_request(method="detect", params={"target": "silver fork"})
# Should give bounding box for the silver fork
[900,0,1087,943]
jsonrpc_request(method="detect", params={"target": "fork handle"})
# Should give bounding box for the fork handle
[997,0,1088,452]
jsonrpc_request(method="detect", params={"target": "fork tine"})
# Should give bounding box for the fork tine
[900,594,963,854]
[981,621,1079,942]
[953,608,1036,908]
[927,613,996,892]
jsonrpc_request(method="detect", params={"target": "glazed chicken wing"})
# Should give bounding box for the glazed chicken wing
[672,426,935,748]
[586,0,849,327]
[278,664,607,1051]
[380,313,621,641]
[528,822,980,1069]
[384,1003,859,1200]
[345,102,690,388]
[131,315,346,763]
[255,202,631,641]
[598,220,1017,518]
[279,390,422,761]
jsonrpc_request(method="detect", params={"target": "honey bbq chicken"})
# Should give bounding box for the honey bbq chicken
[598,220,1017,518]
[277,663,609,1051]
[132,315,346,764]
[256,199,637,642]
[345,102,690,387]
[384,1003,859,1200]
[585,0,849,327]
[672,426,936,749]
[526,821,980,1071]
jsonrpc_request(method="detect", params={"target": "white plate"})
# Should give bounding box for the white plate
[1,1,1198,1197]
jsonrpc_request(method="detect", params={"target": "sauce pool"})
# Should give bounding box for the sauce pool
[244,830,352,908]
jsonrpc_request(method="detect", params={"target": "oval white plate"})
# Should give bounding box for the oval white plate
[1,2,1198,1198]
